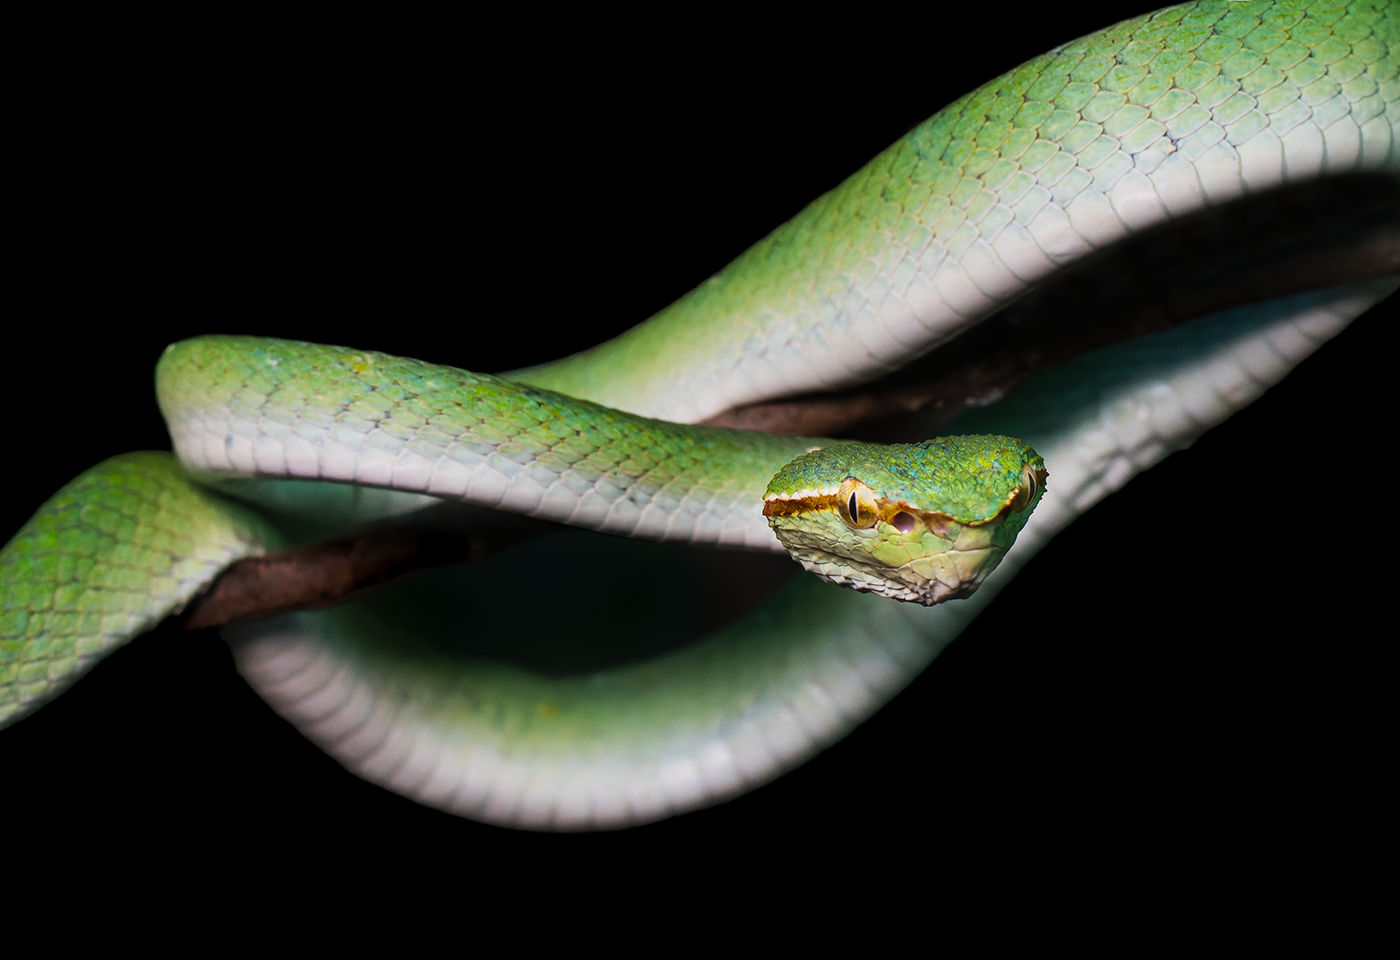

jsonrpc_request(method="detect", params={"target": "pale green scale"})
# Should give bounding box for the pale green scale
[159,336,823,550]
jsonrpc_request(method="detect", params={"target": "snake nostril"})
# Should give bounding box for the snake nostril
[891,512,917,534]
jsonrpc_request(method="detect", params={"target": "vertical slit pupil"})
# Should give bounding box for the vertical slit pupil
[848,492,859,522]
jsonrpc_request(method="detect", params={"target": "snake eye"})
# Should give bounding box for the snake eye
[1010,463,1040,513]
[837,477,880,529]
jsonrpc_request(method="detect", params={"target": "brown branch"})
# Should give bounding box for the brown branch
[182,505,554,630]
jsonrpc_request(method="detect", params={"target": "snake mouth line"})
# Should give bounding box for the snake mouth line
[761,467,1048,537]
[763,493,1002,535]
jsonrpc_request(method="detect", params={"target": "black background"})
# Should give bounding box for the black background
[5,3,1390,870]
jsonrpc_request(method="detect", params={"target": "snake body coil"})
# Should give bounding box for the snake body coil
[3,1,1397,829]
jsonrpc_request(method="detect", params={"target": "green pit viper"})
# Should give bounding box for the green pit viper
[4,0,1397,830]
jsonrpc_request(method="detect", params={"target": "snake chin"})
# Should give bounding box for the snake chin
[792,547,1002,606]
[770,521,1011,607]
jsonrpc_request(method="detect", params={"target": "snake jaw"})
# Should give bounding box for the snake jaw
[766,504,1025,606]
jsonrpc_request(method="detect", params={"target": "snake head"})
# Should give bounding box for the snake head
[762,435,1047,606]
